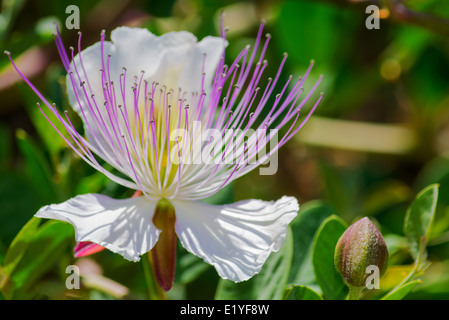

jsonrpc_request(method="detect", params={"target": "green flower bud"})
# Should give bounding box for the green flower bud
[334,217,389,288]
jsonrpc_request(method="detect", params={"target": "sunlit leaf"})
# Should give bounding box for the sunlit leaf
[381,280,422,300]
[404,184,439,258]
[376,264,414,293]
[1,218,41,286]
[16,82,68,155]
[0,219,73,299]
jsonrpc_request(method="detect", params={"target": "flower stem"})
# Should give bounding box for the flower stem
[141,253,166,300]
[382,237,427,299]
[347,286,362,300]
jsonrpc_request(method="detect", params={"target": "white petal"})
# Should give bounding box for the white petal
[172,196,298,282]
[35,194,160,262]
[66,27,225,168]
[110,26,165,77]
[148,31,226,94]
[66,28,163,158]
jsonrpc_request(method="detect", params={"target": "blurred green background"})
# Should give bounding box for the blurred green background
[1,0,449,300]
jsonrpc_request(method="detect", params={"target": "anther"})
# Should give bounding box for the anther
[4,50,10,55]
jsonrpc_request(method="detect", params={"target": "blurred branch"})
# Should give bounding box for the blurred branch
[297,116,417,155]
[382,0,449,36]
[320,0,449,36]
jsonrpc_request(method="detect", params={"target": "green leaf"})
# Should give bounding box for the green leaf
[0,0,26,42]
[1,218,41,277]
[288,200,334,286]
[1,219,73,299]
[35,16,62,41]
[202,183,234,205]
[0,171,43,245]
[215,227,293,300]
[177,250,211,284]
[16,83,68,155]
[276,0,350,68]
[312,215,348,300]
[0,124,12,167]
[404,184,439,258]
[16,129,61,204]
[284,285,323,300]
[381,280,422,300]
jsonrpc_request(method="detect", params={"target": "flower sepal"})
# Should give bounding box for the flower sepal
[151,198,177,291]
